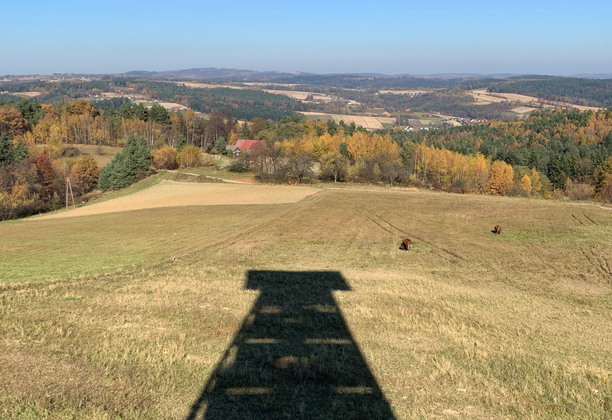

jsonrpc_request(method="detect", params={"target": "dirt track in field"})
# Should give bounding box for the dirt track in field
[34,181,319,220]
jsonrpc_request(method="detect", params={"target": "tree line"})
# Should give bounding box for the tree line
[2,79,307,122]
[489,77,612,108]
[380,108,612,200]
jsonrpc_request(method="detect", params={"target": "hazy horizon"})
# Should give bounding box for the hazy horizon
[1,0,610,77]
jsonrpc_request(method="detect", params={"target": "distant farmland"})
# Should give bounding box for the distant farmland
[469,89,601,113]
[300,112,396,130]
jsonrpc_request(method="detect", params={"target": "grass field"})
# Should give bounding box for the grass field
[47,144,122,170]
[301,112,396,130]
[262,89,333,102]
[379,90,431,95]
[2,181,612,419]
[173,81,248,90]
[469,89,601,113]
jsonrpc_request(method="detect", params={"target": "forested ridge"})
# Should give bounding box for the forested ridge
[1,79,306,122]
[380,108,612,194]
[487,77,612,108]
[265,74,479,89]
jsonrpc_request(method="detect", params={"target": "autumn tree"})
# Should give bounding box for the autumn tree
[594,156,612,198]
[530,167,542,195]
[601,174,612,202]
[519,174,532,197]
[489,161,514,196]
[31,151,55,203]
[70,156,100,194]
[0,107,28,138]
[177,145,203,169]
[319,151,348,183]
[152,147,178,170]
[250,117,268,139]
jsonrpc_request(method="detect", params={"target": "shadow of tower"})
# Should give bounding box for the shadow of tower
[186,271,396,420]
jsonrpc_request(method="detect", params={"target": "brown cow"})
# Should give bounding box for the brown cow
[492,225,503,235]
[399,238,412,251]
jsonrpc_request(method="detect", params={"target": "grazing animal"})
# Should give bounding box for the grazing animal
[492,225,503,235]
[399,238,412,251]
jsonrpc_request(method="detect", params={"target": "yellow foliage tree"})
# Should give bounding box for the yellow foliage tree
[520,174,532,197]
[530,168,542,194]
[488,161,514,195]
[177,145,203,168]
[152,147,178,170]
[70,156,101,193]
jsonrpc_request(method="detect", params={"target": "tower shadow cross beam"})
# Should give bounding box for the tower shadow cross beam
[186,270,396,419]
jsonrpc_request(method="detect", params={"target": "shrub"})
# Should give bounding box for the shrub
[567,182,593,201]
[228,154,251,173]
[177,145,203,169]
[70,156,100,194]
[152,147,178,170]
[602,175,612,203]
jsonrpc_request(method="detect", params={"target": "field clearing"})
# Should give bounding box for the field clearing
[301,112,396,130]
[511,106,539,115]
[403,113,457,127]
[2,182,612,419]
[34,180,318,220]
[263,89,333,102]
[175,165,256,181]
[174,81,247,90]
[469,89,542,105]
[243,82,299,87]
[13,91,41,98]
[379,89,430,95]
[134,100,187,110]
[470,89,601,111]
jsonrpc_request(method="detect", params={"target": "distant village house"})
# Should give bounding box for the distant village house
[226,139,265,157]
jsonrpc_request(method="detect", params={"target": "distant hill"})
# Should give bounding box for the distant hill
[125,68,313,79]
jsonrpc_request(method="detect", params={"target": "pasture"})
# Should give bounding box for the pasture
[379,90,431,95]
[44,143,122,169]
[173,81,248,90]
[1,181,612,419]
[133,100,187,111]
[263,89,333,102]
[13,91,42,98]
[301,112,396,130]
[469,89,601,112]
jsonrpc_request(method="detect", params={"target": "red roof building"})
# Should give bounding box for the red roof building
[235,140,265,151]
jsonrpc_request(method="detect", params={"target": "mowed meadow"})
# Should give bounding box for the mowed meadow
[1,180,612,419]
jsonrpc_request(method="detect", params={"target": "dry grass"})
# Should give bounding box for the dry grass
[173,81,248,90]
[14,92,41,98]
[301,112,396,130]
[262,89,333,102]
[2,186,612,419]
[379,90,431,95]
[133,100,187,111]
[33,180,319,220]
[470,89,601,112]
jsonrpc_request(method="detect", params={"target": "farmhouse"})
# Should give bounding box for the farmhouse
[227,139,265,157]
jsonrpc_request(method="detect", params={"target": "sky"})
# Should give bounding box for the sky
[1,0,611,76]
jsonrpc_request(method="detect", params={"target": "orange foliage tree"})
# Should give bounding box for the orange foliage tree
[177,145,203,168]
[152,147,178,170]
[489,161,514,196]
[70,156,100,194]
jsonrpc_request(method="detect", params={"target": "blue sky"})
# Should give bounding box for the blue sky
[1,0,610,76]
